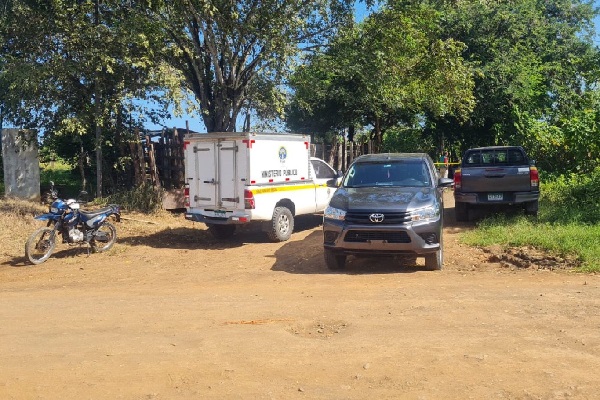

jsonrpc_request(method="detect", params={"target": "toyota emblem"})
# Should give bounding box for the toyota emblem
[369,213,385,223]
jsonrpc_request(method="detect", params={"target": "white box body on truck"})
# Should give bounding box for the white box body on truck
[183,132,339,241]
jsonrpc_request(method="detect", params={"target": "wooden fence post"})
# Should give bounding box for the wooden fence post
[146,136,161,189]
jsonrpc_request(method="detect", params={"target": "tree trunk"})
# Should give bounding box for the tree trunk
[348,141,354,166]
[337,139,343,171]
[94,0,102,198]
[328,139,337,168]
[374,117,382,153]
[243,111,251,132]
[78,145,87,193]
[94,86,103,198]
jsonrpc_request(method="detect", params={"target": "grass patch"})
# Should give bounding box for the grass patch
[461,214,600,271]
[462,167,600,272]
[0,198,48,261]
[40,161,82,198]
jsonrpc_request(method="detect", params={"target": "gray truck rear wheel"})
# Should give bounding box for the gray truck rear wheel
[455,202,468,222]
[525,200,539,217]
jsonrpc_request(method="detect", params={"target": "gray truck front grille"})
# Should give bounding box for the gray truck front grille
[344,230,411,243]
[345,211,411,224]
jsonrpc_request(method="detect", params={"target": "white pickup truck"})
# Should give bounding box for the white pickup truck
[183,132,339,241]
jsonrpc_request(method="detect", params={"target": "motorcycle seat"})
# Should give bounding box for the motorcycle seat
[79,206,116,218]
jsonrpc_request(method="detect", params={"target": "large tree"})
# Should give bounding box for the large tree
[287,0,475,150]
[431,0,599,160]
[142,0,358,132]
[0,0,171,196]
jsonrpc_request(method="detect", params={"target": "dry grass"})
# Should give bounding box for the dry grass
[0,198,48,261]
[0,198,194,265]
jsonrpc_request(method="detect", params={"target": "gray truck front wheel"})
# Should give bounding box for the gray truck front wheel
[267,206,294,242]
[424,248,443,271]
[324,249,346,270]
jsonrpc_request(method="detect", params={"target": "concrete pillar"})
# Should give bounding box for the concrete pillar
[1,129,40,201]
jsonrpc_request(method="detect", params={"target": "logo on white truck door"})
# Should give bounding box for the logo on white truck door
[279,147,287,163]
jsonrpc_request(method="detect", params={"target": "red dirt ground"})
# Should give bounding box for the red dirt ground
[1,193,599,399]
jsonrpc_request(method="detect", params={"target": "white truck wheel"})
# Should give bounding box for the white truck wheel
[267,206,294,242]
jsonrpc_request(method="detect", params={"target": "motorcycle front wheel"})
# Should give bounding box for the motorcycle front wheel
[90,221,117,253]
[25,227,56,265]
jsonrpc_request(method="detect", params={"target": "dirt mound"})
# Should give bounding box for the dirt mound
[483,245,582,270]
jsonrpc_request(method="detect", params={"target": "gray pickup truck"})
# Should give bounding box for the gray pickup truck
[322,153,454,271]
[453,146,539,221]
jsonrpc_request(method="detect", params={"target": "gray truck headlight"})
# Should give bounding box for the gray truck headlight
[411,206,439,221]
[324,206,347,221]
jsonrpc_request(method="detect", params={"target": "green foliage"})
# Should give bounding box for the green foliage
[1,0,176,195]
[98,183,165,214]
[430,0,599,165]
[540,167,600,224]
[287,0,475,146]
[3,0,599,183]
[40,161,164,213]
[2,1,163,126]
[381,126,436,154]
[40,161,82,199]
[514,89,600,175]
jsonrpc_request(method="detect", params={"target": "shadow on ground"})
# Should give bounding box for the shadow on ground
[118,214,326,251]
[3,246,101,267]
[271,231,430,275]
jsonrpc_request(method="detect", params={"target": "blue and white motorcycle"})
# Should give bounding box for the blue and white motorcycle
[25,182,121,265]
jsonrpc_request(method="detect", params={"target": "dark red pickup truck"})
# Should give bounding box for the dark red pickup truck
[453,146,540,221]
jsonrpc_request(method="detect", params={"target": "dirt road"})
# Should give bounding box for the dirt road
[1,193,599,399]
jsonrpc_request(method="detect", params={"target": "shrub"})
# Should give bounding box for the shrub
[540,166,600,224]
[96,183,165,214]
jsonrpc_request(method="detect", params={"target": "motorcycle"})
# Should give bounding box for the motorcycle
[25,181,121,265]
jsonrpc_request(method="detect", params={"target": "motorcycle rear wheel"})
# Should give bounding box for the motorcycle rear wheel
[25,227,56,265]
[90,222,117,253]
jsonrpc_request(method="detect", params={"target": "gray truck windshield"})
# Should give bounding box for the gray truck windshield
[343,161,431,188]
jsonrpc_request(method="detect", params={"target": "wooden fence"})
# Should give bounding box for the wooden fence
[126,128,186,209]
[313,139,368,172]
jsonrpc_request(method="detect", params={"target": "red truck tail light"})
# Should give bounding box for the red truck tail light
[184,185,190,207]
[244,189,255,209]
[453,169,462,190]
[530,166,539,188]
